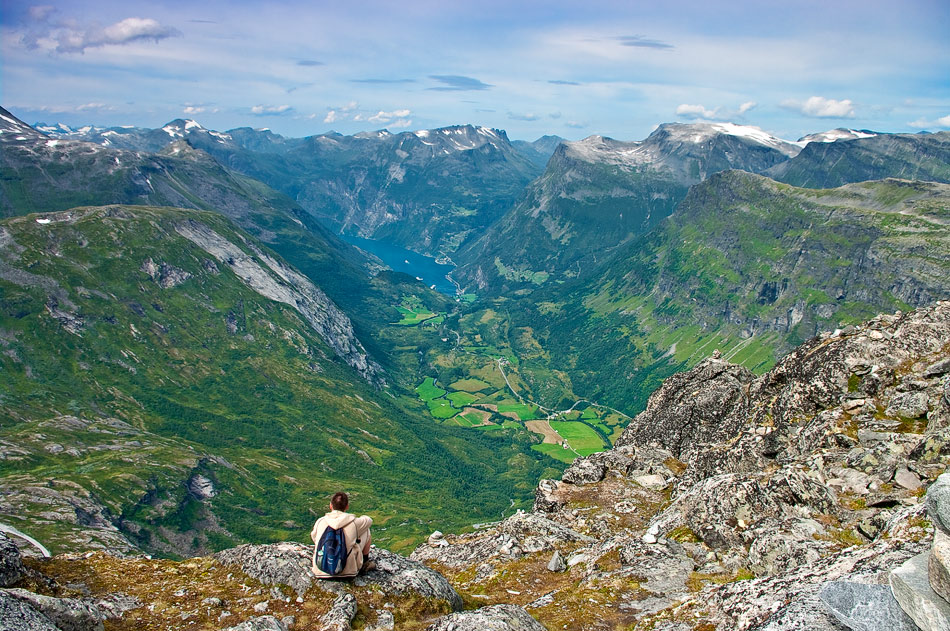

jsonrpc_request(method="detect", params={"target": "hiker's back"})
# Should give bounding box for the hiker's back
[310,509,372,578]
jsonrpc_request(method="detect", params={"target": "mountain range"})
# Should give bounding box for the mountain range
[3,104,950,568]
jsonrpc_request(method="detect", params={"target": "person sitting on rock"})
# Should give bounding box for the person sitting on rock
[311,492,374,578]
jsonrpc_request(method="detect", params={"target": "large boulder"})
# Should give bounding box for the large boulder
[0,533,25,587]
[819,581,919,631]
[925,472,950,535]
[318,594,356,631]
[889,552,950,631]
[213,541,462,611]
[1,589,103,631]
[0,590,59,631]
[615,358,754,456]
[647,470,837,551]
[213,542,313,596]
[411,512,592,570]
[354,548,463,611]
[425,604,546,630]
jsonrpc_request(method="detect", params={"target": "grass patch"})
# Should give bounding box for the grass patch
[550,421,606,456]
[448,378,492,393]
[532,443,576,464]
[415,377,446,401]
[496,402,540,421]
[447,391,479,407]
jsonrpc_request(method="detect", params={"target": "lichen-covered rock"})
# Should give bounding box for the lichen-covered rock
[819,581,919,631]
[0,533,25,587]
[647,470,837,551]
[213,542,313,596]
[746,519,829,576]
[410,512,592,571]
[213,542,462,612]
[1,588,104,631]
[889,552,950,631]
[929,528,950,603]
[222,615,287,631]
[0,590,59,631]
[615,358,754,456]
[887,391,930,419]
[617,539,694,603]
[425,604,546,630]
[318,593,356,631]
[926,472,950,535]
[354,548,462,611]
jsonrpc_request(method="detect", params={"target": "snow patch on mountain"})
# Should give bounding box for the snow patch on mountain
[798,128,879,144]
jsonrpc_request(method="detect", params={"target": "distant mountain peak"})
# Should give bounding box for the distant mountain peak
[162,119,205,138]
[797,128,879,144]
[653,122,802,157]
[0,106,47,141]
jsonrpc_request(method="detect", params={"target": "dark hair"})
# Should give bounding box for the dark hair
[330,492,349,511]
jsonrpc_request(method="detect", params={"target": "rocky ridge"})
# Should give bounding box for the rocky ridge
[413,301,950,629]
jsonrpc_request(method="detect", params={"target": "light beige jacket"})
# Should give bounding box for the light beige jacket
[310,510,372,578]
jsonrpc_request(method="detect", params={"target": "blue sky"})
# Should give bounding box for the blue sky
[2,0,949,141]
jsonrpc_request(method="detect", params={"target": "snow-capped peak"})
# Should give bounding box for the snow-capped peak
[654,122,801,157]
[797,128,878,144]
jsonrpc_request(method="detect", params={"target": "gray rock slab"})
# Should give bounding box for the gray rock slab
[890,552,950,631]
[930,528,950,603]
[926,473,950,535]
[425,604,547,630]
[318,593,356,631]
[0,533,25,587]
[353,548,463,610]
[222,615,287,631]
[2,588,104,631]
[213,542,314,596]
[546,550,566,572]
[0,590,59,631]
[819,581,919,631]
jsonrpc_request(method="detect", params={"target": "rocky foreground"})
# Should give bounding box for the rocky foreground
[1,301,949,630]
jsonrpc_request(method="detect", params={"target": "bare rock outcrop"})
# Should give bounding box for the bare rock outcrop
[425,604,546,631]
[0,533,25,587]
[214,541,463,611]
[176,220,384,384]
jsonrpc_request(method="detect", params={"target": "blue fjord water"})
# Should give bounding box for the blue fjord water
[342,235,457,295]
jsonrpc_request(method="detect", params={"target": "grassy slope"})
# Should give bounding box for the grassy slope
[501,173,950,413]
[0,206,551,554]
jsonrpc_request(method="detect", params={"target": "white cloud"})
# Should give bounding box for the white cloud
[54,17,180,54]
[508,111,540,121]
[251,104,292,115]
[75,102,115,112]
[676,101,755,121]
[676,103,719,120]
[367,109,411,124]
[324,110,338,123]
[908,114,950,129]
[782,96,855,118]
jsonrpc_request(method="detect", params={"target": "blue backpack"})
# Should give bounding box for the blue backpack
[316,525,349,575]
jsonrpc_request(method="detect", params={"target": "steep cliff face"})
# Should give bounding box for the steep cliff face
[415,301,950,630]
